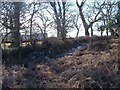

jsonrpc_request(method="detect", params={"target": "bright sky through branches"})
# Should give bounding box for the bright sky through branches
[0,0,119,2]
[0,0,117,37]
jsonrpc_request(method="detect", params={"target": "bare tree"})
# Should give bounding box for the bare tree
[73,14,81,37]
[50,1,61,38]
[50,0,67,40]
[76,0,102,36]
[1,2,22,49]
[27,2,40,45]
[99,1,117,36]
[35,9,53,39]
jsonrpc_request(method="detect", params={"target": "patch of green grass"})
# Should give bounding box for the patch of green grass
[1,41,43,50]
[68,52,74,55]
[36,41,42,44]
[1,43,11,50]
[20,42,31,46]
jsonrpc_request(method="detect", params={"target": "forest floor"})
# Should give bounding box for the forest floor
[2,36,120,89]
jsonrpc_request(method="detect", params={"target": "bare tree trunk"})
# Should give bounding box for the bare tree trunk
[106,28,109,36]
[43,30,46,39]
[11,2,21,49]
[79,8,89,36]
[30,3,36,45]
[30,14,33,45]
[76,0,90,36]
[115,2,120,76]
[50,1,67,39]
[73,15,81,38]
[37,24,46,39]
[50,2,61,39]
[117,1,120,27]
[76,27,80,38]
[85,26,90,36]
[101,30,103,36]
[110,28,114,36]
[61,2,66,40]
[4,19,8,50]
[91,26,93,36]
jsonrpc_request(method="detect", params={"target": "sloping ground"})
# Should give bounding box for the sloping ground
[2,37,120,89]
[2,36,111,66]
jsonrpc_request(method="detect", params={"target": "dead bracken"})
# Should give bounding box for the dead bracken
[2,37,120,89]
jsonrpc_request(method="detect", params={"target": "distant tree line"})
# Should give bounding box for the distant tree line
[0,0,119,49]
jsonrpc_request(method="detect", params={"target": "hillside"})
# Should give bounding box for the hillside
[2,36,120,89]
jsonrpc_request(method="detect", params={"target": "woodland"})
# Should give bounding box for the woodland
[1,0,120,89]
